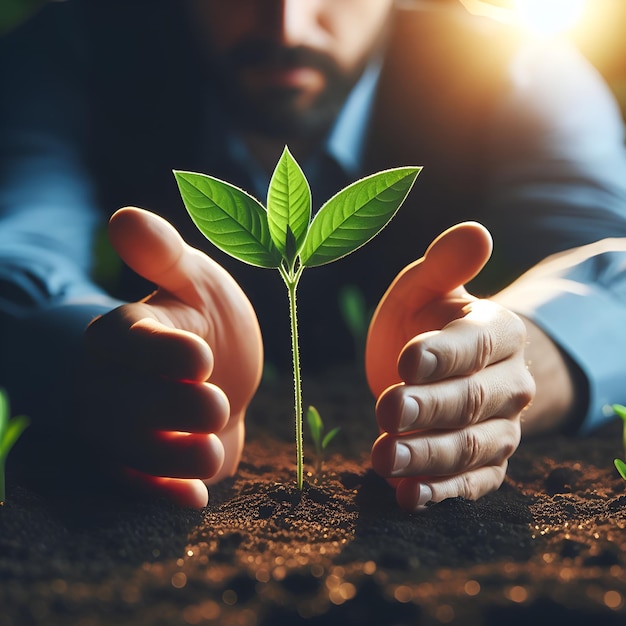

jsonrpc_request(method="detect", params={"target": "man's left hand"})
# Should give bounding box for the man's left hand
[366,222,535,511]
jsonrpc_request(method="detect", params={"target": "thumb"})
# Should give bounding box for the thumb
[376,221,492,310]
[109,206,193,296]
[109,206,263,416]
[366,222,492,396]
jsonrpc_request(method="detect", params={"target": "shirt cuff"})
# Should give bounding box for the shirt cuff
[495,277,626,434]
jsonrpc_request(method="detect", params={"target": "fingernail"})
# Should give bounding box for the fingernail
[417,483,433,507]
[393,443,411,473]
[400,396,419,430]
[416,350,437,379]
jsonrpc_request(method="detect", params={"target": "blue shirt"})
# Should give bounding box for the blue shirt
[3,4,626,438]
[223,61,381,202]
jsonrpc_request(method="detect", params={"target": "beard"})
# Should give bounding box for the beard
[206,39,370,139]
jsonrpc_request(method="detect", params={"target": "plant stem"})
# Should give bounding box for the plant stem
[280,265,305,490]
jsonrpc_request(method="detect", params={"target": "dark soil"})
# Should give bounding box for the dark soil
[1,367,625,626]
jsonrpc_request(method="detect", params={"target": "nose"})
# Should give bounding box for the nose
[263,0,319,47]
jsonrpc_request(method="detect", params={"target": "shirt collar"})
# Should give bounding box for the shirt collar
[221,59,381,200]
[325,59,381,178]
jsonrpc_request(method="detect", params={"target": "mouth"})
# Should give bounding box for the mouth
[240,63,325,92]
[228,42,333,94]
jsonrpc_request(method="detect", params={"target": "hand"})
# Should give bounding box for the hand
[366,222,535,512]
[80,207,263,508]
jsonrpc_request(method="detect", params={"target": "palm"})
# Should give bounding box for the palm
[78,208,264,502]
[109,208,263,417]
[366,222,493,397]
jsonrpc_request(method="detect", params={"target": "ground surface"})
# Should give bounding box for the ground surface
[1,368,625,626]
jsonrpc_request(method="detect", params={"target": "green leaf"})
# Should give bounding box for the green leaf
[174,171,282,268]
[614,458,626,481]
[307,405,323,448]
[612,404,626,423]
[267,147,311,263]
[338,284,368,338]
[613,404,626,456]
[322,426,340,450]
[0,415,29,460]
[300,167,421,267]
[0,389,8,439]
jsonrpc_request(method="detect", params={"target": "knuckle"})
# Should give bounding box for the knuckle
[420,436,437,471]
[447,317,493,373]
[515,367,536,412]
[464,377,486,425]
[499,420,522,462]
[494,461,508,487]
[459,428,483,469]
[508,311,528,345]
[458,471,483,501]
[476,328,495,371]
[490,462,508,491]
[523,369,537,404]
[457,463,506,501]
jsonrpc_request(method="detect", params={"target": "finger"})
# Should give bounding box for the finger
[80,374,230,434]
[398,300,528,383]
[394,462,508,512]
[86,312,214,382]
[113,431,225,480]
[370,418,521,478]
[381,221,493,307]
[109,206,263,415]
[108,206,237,311]
[366,222,493,397]
[376,357,534,433]
[120,467,209,509]
[205,417,245,485]
[108,207,194,297]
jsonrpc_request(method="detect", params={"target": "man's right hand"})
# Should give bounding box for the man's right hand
[80,207,263,508]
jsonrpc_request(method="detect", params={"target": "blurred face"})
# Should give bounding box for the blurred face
[186,0,395,137]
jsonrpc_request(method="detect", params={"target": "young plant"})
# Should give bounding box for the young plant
[338,283,369,368]
[0,389,29,505]
[612,404,626,480]
[306,405,340,477]
[175,147,420,489]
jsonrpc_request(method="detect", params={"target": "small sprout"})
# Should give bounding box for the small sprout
[175,147,420,489]
[612,403,626,453]
[611,403,626,482]
[307,405,340,476]
[338,284,369,367]
[0,389,29,505]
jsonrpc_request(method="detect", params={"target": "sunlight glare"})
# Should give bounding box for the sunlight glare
[514,0,587,36]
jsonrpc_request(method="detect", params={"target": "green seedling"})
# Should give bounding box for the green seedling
[612,404,626,481]
[338,283,370,367]
[0,389,29,505]
[175,147,420,489]
[307,405,340,476]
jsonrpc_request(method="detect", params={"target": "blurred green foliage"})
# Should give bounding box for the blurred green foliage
[0,389,29,504]
[0,0,50,36]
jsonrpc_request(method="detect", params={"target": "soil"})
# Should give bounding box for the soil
[1,367,625,626]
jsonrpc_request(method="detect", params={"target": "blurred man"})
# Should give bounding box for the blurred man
[2,0,626,510]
